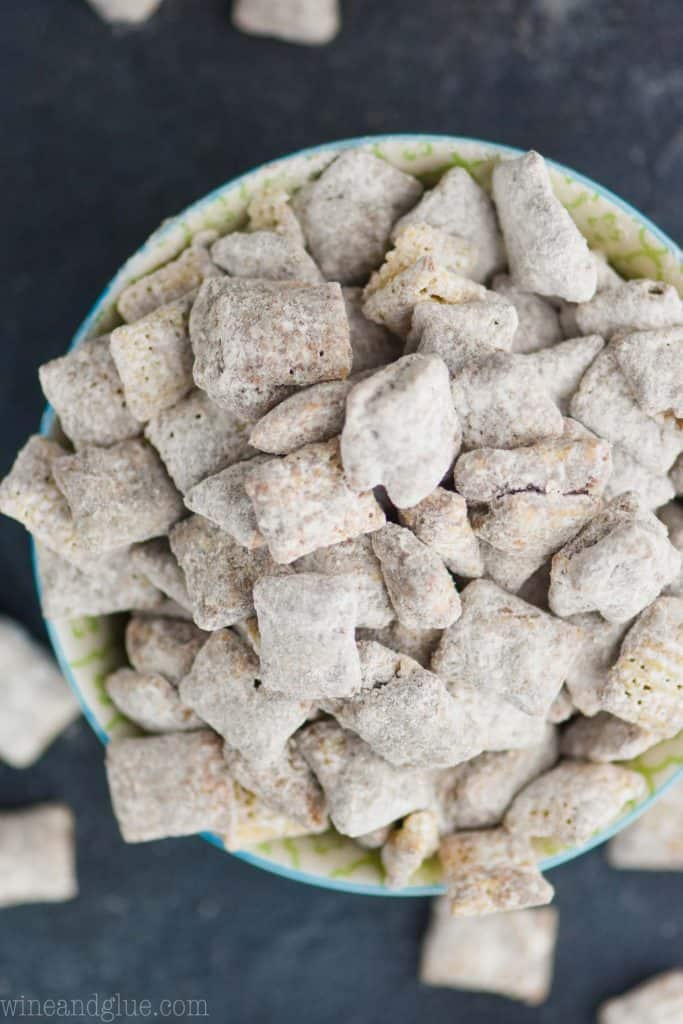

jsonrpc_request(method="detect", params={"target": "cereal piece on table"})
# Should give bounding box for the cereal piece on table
[86,0,163,23]
[381,810,439,889]
[189,278,351,419]
[291,150,422,284]
[548,493,681,622]
[109,294,195,423]
[479,542,547,593]
[604,445,675,510]
[244,437,385,564]
[232,0,340,45]
[0,805,77,908]
[658,501,683,597]
[128,538,192,610]
[398,487,483,578]
[671,454,683,494]
[492,274,563,353]
[36,544,164,619]
[210,230,323,283]
[599,596,683,736]
[297,720,433,837]
[607,782,683,870]
[116,231,219,323]
[420,900,558,1005]
[52,439,183,554]
[254,573,361,699]
[145,388,254,494]
[184,456,269,549]
[525,334,605,412]
[105,668,202,733]
[413,295,518,368]
[356,620,442,669]
[341,355,461,508]
[342,287,402,372]
[612,325,683,418]
[547,686,575,723]
[223,740,327,831]
[560,712,658,762]
[293,534,394,629]
[105,730,236,842]
[439,828,555,917]
[247,187,305,246]
[362,257,487,339]
[505,760,648,845]
[570,346,683,474]
[598,970,683,1024]
[574,279,683,339]
[563,613,631,716]
[432,579,582,716]
[452,352,564,450]
[0,617,79,768]
[249,378,359,455]
[365,223,474,296]
[436,725,558,831]
[371,524,462,631]
[179,629,310,766]
[125,615,206,685]
[391,166,506,283]
[326,641,481,768]
[472,492,600,561]
[169,515,287,630]
[492,150,597,302]
[39,336,140,448]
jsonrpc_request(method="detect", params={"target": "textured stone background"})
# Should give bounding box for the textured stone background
[1,1,682,1020]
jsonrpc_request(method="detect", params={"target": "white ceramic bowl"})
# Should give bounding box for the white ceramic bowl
[36,134,683,895]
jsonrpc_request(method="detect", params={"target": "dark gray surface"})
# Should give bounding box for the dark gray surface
[1,1,682,1021]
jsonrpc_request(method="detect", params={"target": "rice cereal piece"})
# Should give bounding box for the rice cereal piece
[439,828,554,917]
[0,617,79,768]
[492,274,563,353]
[244,437,385,563]
[86,0,163,24]
[432,579,582,716]
[0,805,77,908]
[452,352,564,450]
[342,287,402,372]
[564,613,631,716]
[232,0,340,45]
[362,257,487,339]
[492,150,597,302]
[371,524,461,631]
[297,719,433,837]
[548,492,681,622]
[170,515,288,630]
[598,970,683,1024]
[505,760,648,845]
[365,223,474,297]
[398,487,483,578]
[189,278,351,419]
[604,445,675,510]
[599,596,683,736]
[547,686,575,723]
[356,620,442,669]
[179,629,310,765]
[612,325,683,418]
[249,378,359,456]
[105,730,236,842]
[105,668,202,733]
[124,614,206,685]
[392,166,506,283]
[247,187,305,246]
[341,354,461,508]
[420,900,558,1005]
[436,724,559,831]
[253,573,361,699]
[184,455,269,549]
[293,534,394,629]
[210,230,323,283]
[381,810,439,889]
[525,334,606,413]
[472,492,600,561]
[560,712,658,763]
[52,439,183,554]
[145,388,254,494]
[36,544,164,619]
[109,294,195,422]
[574,279,683,339]
[128,538,192,610]
[117,231,219,323]
[292,150,422,284]
[607,783,683,870]
[413,295,518,369]
[39,336,140,448]
[223,740,327,831]
[479,542,547,593]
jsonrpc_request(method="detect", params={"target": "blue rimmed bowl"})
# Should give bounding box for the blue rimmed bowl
[36,134,683,895]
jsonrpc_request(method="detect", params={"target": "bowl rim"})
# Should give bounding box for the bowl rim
[35,132,683,897]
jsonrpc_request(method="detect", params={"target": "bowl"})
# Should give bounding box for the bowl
[35,134,683,895]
